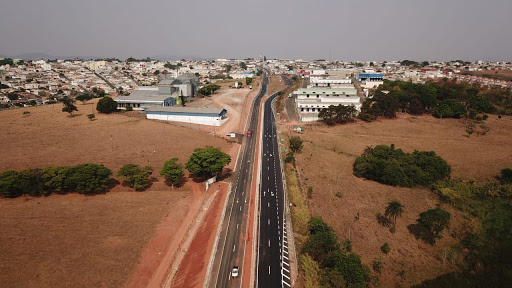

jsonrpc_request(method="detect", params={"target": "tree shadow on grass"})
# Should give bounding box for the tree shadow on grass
[217,168,233,182]
[105,178,120,191]
[408,223,435,245]
[376,213,393,228]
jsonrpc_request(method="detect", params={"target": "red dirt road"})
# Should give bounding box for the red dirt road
[171,182,229,288]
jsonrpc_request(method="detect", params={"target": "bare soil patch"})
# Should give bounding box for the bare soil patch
[279,114,512,286]
[0,190,185,288]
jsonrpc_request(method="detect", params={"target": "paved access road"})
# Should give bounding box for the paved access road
[213,72,268,288]
[257,76,292,288]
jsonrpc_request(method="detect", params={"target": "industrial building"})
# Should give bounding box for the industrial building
[356,73,384,89]
[145,106,228,126]
[114,74,199,110]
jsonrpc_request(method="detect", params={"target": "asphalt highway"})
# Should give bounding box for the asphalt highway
[257,76,292,288]
[213,72,268,288]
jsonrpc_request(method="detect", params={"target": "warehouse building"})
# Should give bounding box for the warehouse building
[145,106,228,126]
[115,74,199,110]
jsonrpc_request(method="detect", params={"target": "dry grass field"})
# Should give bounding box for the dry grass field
[0,190,187,288]
[283,114,512,286]
[0,101,235,287]
[0,99,232,173]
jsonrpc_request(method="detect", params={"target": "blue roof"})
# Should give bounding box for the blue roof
[358,73,383,78]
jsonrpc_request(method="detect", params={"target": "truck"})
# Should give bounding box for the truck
[226,132,236,138]
[247,130,253,138]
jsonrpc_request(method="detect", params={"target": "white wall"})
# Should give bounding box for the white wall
[146,113,228,126]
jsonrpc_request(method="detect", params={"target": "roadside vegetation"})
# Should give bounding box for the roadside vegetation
[0,147,229,197]
[282,133,371,288]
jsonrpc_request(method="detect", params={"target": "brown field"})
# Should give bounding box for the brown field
[0,99,232,174]
[0,101,235,288]
[0,190,186,288]
[463,69,512,82]
[281,114,512,286]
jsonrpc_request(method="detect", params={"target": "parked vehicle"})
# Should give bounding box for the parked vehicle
[247,130,253,138]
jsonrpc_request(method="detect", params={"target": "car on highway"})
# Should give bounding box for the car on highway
[232,266,239,278]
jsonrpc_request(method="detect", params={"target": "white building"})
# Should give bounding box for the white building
[145,106,228,126]
[293,88,361,122]
[308,77,353,89]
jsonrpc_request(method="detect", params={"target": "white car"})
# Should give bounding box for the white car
[231,266,239,278]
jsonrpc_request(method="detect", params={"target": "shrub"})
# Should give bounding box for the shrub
[289,136,304,153]
[381,243,391,254]
[498,168,512,184]
[125,104,133,111]
[285,151,295,165]
[307,186,313,199]
[335,191,343,198]
[372,257,384,273]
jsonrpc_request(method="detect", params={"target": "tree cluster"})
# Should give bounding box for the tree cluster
[198,84,221,96]
[360,79,506,122]
[318,104,357,125]
[289,136,303,153]
[0,164,112,198]
[302,217,370,288]
[353,144,451,187]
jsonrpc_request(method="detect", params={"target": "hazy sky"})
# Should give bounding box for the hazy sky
[0,0,510,61]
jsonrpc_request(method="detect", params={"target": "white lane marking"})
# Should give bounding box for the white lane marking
[283,273,291,280]
[269,266,271,274]
[237,224,239,229]
[268,239,271,247]
[268,219,270,225]
[283,255,289,260]
[233,245,236,252]
[283,281,291,287]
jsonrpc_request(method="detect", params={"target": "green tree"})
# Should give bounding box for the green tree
[186,147,231,178]
[160,158,184,187]
[76,93,93,104]
[381,242,391,254]
[385,200,404,225]
[154,70,160,75]
[240,62,247,70]
[245,77,253,86]
[87,113,95,121]
[61,96,78,116]
[224,64,232,73]
[117,164,151,191]
[417,207,451,243]
[65,164,112,194]
[96,96,118,114]
[289,136,304,153]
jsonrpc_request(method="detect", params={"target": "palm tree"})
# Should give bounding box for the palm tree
[385,200,404,225]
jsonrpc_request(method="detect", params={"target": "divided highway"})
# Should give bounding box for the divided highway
[257,76,292,288]
[213,72,268,288]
